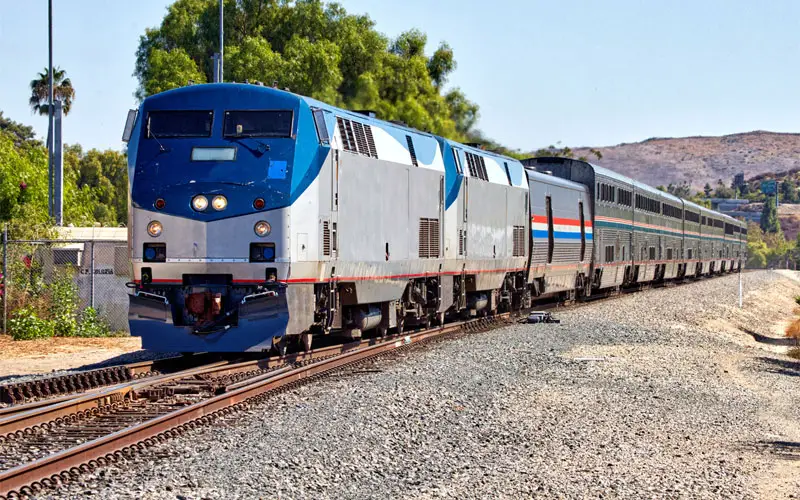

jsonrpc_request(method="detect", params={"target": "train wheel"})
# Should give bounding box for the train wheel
[436,311,445,326]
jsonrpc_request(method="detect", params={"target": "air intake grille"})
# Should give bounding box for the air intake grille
[419,218,440,258]
[512,226,525,257]
[322,221,331,256]
[336,116,378,158]
[337,117,357,152]
[352,121,369,155]
[459,229,465,256]
[465,152,488,181]
[364,125,377,158]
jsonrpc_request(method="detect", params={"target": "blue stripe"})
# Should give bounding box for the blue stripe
[532,230,588,240]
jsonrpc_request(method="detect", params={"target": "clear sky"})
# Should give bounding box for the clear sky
[1,0,799,152]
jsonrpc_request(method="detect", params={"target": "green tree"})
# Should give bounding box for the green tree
[658,181,693,199]
[0,111,38,147]
[760,196,781,234]
[781,178,799,203]
[713,179,734,199]
[0,127,129,235]
[137,48,207,99]
[134,0,472,139]
[29,67,75,116]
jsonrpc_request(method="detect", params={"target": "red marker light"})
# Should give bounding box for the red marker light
[253,198,265,210]
[155,198,166,210]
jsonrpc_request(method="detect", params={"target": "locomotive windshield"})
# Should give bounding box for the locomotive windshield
[223,110,293,138]
[147,110,213,138]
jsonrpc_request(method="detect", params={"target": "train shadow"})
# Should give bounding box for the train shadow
[742,327,798,347]
[751,440,800,460]
[755,356,800,378]
[0,350,171,384]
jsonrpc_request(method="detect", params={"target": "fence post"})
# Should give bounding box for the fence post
[2,224,7,335]
[90,241,95,309]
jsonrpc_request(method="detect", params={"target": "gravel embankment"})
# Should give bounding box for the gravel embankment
[35,271,800,499]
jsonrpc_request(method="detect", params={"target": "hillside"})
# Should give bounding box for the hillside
[572,131,800,190]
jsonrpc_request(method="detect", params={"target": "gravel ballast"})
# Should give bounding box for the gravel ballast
[34,270,800,499]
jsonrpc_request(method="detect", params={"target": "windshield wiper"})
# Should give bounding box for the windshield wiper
[149,130,169,153]
[227,136,270,157]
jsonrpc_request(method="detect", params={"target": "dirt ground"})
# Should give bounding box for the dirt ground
[0,335,142,378]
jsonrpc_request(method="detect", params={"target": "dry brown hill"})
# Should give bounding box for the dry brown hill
[572,131,800,190]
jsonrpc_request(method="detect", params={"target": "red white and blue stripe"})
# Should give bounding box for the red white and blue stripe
[531,215,593,240]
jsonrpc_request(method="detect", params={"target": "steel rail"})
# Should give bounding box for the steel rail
[0,361,231,438]
[0,354,213,405]
[0,337,398,437]
[0,316,501,498]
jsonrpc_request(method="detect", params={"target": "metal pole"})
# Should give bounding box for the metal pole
[2,225,7,334]
[53,100,64,226]
[738,265,743,308]
[47,0,54,219]
[90,242,95,308]
[211,53,219,83]
[218,0,223,82]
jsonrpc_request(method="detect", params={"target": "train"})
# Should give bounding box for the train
[121,83,746,353]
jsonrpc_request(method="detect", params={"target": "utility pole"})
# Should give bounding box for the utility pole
[53,100,64,226]
[2,224,7,335]
[218,0,224,82]
[47,0,54,219]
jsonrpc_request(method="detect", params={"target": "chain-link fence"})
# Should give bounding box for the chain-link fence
[1,234,131,336]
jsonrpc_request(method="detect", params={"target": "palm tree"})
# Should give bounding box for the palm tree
[29,67,75,116]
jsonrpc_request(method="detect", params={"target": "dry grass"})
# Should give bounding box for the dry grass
[786,318,800,340]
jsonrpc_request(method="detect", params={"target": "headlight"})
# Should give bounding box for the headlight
[192,195,208,211]
[212,195,227,211]
[147,221,163,237]
[254,221,271,237]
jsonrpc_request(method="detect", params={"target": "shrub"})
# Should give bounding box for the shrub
[786,318,800,340]
[795,296,800,306]
[76,307,111,337]
[48,266,79,337]
[8,307,54,340]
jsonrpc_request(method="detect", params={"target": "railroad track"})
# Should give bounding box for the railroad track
[0,315,509,499]
[0,271,746,498]
[0,354,220,406]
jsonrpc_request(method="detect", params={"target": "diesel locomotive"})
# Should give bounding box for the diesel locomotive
[122,83,746,353]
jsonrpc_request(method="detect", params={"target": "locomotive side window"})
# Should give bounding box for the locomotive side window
[223,110,293,138]
[147,110,213,138]
[406,135,419,166]
[312,108,330,144]
[452,148,463,174]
